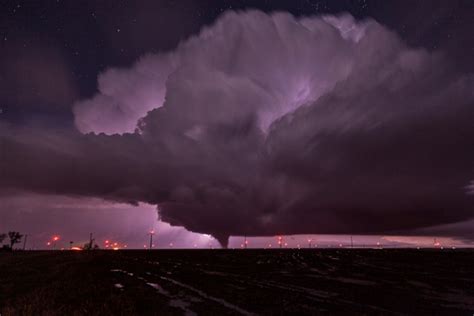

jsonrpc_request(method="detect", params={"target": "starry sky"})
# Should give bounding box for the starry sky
[1,0,473,249]
[2,0,472,126]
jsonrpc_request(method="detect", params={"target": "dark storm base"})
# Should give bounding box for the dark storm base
[0,249,473,315]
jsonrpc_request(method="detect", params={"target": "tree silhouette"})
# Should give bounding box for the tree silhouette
[8,231,23,249]
[0,233,6,244]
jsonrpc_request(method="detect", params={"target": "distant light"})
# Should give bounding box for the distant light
[113,247,119,251]
[46,242,51,246]
[53,236,60,241]
[105,240,109,244]
[71,247,82,251]
[150,230,155,234]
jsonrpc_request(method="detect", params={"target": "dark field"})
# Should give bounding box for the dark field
[0,249,473,315]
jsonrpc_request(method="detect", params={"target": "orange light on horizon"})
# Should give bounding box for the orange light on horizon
[71,247,82,251]
[53,236,60,241]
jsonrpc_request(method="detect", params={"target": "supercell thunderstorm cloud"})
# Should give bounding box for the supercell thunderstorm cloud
[1,11,474,247]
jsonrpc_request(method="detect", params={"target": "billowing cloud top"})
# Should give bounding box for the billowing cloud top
[2,11,474,247]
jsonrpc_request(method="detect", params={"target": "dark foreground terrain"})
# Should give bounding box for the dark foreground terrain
[0,249,473,315]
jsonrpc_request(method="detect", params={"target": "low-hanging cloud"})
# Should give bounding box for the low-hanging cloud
[2,11,474,247]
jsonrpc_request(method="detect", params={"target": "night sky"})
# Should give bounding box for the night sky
[1,0,473,249]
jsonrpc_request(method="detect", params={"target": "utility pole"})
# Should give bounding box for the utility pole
[52,236,59,250]
[89,233,94,249]
[149,230,154,250]
[22,234,28,250]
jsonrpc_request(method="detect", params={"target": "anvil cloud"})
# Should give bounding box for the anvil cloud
[2,11,474,247]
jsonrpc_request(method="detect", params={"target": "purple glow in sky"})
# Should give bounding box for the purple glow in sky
[0,194,471,249]
[1,9,474,248]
